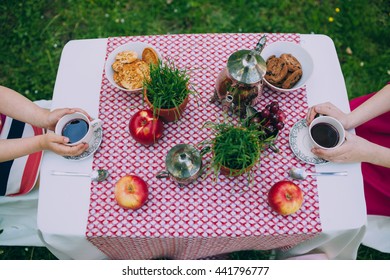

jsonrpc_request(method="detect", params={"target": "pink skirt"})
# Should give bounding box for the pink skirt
[349,84,390,216]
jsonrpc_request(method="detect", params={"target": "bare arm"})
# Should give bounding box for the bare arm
[0,134,88,162]
[0,85,91,130]
[0,86,89,161]
[312,131,390,168]
[345,84,390,129]
[0,85,50,128]
[305,84,390,168]
[306,84,390,129]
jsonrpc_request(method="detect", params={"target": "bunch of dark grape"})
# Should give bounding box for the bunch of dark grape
[248,101,286,138]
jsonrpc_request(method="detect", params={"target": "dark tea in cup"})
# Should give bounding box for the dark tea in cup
[310,123,340,148]
[309,115,345,150]
[61,118,89,144]
[55,112,102,146]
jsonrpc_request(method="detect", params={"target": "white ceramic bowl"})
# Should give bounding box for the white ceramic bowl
[105,41,161,93]
[261,41,314,93]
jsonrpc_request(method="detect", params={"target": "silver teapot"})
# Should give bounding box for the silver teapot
[211,35,267,118]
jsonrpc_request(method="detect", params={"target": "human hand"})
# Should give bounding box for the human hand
[306,102,350,129]
[39,132,89,156]
[311,131,372,163]
[44,108,92,131]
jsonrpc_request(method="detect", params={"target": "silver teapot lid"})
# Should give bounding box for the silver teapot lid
[227,35,267,85]
[166,144,202,179]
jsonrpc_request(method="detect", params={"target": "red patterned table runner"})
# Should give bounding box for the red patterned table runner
[86,33,322,259]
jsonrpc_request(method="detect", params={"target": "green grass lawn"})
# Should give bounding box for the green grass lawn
[0,0,389,260]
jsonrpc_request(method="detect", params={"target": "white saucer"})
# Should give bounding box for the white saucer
[289,119,328,165]
[64,123,103,161]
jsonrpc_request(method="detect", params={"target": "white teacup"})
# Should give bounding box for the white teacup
[55,112,101,146]
[309,116,345,149]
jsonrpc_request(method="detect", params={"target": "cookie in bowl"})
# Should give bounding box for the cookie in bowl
[280,53,302,72]
[264,55,289,85]
[105,42,161,93]
[112,57,150,90]
[261,41,313,93]
[142,47,159,65]
[264,53,303,90]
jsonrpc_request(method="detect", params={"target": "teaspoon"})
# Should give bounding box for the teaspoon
[51,169,109,182]
[289,167,347,180]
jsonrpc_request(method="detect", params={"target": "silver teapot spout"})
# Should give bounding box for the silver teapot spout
[254,34,267,54]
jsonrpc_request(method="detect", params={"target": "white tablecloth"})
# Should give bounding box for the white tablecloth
[36,34,367,259]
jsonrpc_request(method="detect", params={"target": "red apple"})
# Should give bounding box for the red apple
[114,175,148,210]
[268,180,304,215]
[129,109,164,145]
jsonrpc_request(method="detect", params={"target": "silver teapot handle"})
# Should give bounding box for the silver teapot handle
[156,170,170,179]
[200,146,211,157]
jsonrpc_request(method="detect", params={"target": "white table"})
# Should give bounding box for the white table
[37,34,367,260]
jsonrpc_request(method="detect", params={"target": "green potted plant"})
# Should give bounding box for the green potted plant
[143,60,196,122]
[201,120,275,180]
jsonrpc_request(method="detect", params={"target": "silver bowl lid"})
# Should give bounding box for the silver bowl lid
[227,35,267,85]
[165,144,202,179]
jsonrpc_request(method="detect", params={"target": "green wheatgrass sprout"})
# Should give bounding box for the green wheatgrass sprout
[144,60,193,110]
[213,125,261,171]
[202,121,271,178]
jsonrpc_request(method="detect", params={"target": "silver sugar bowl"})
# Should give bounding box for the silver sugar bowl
[156,144,208,186]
